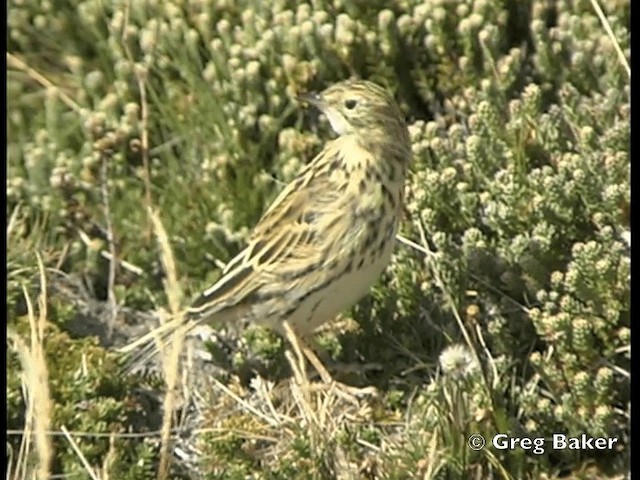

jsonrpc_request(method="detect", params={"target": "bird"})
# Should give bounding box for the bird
[122,79,412,392]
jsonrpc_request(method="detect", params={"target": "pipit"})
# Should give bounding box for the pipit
[123,80,411,394]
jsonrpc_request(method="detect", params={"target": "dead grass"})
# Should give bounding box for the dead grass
[147,207,188,480]
[7,253,53,479]
[138,206,385,477]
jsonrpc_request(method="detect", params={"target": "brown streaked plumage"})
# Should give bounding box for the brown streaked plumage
[123,80,411,376]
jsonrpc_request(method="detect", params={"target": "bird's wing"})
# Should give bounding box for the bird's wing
[186,144,351,321]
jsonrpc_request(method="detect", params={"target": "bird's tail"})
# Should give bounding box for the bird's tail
[118,313,196,375]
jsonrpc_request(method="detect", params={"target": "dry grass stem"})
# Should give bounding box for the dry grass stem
[61,425,101,480]
[589,0,630,77]
[7,253,53,479]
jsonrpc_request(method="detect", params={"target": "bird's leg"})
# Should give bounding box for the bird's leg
[302,333,384,377]
[281,321,378,400]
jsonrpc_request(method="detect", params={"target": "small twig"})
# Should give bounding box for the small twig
[212,378,282,428]
[98,250,143,275]
[250,376,281,424]
[77,229,144,275]
[472,319,500,389]
[100,154,120,339]
[55,241,71,271]
[398,226,497,420]
[148,208,183,315]
[134,63,153,210]
[282,320,312,391]
[589,0,630,78]
[157,321,186,480]
[408,222,480,356]
[396,233,529,313]
[60,426,101,480]
[395,233,431,256]
[146,203,185,480]
[101,432,118,480]
[7,202,22,243]
[6,427,279,442]
[355,437,381,452]
[8,260,54,480]
[119,0,153,214]
[7,52,84,116]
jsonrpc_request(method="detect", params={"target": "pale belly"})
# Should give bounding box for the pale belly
[275,237,395,335]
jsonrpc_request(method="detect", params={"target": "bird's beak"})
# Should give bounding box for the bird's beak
[298,89,351,135]
[297,91,326,110]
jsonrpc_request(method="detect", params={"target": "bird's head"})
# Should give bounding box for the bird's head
[298,80,407,140]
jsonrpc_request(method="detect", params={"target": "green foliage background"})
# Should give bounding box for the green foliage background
[7,0,629,478]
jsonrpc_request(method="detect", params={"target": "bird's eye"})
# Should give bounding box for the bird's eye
[344,99,358,110]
